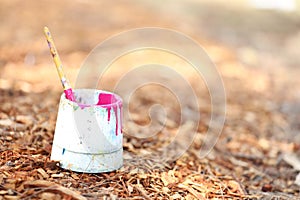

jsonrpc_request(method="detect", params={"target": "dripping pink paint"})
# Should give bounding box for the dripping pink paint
[70,92,122,135]
[97,93,122,136]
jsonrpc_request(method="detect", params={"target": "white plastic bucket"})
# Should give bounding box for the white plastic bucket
[51,89,123,173]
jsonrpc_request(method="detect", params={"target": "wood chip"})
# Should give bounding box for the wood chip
[3,195,20,200]
[227,180,242,193]
[71,174,80,180]
[161,171,178,186]
[170,193,182,199]
[178,183,206,200]
[261,183,272,192]
[0,190,8,195]
[39,192,60,200]
[37,168,49,179]
[283,153,300,171]
[15,115,34,126]
[162,186,170,194]
[51,173,64,178]
[23,180,87,200]
[127,185,134,194]
[0,119,13,126]
[133,184,151,200]
[295,173,300,186]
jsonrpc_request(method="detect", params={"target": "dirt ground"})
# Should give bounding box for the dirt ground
[1,0,300,199]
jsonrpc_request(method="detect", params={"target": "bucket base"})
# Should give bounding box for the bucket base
[51,145,123,173]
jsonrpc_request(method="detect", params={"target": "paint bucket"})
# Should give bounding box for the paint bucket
[51,89,123,173]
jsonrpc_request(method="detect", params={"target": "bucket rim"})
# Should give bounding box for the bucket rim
[60,88,122,107]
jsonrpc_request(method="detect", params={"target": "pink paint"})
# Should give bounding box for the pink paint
[97,93,117,105]
[66,89,89,109]
[64,88,75,102]
[97,93,122,136]
[107,107,111,121]
[77,103,90,109]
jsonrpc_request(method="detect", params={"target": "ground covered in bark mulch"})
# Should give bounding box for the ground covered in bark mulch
[1,0,300,199]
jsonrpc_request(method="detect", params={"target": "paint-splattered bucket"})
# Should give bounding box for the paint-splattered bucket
[51,89,123,173]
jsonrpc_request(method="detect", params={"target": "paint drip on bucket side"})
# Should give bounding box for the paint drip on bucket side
[97,93,122,136]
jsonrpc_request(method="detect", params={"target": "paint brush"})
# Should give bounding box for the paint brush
[43,26,75,101]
